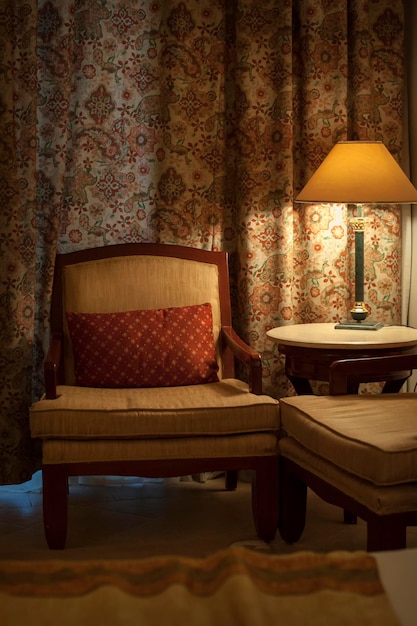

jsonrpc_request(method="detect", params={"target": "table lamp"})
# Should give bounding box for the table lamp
[296,141,417,330]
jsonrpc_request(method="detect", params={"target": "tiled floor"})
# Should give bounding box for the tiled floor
[1,473,417,560]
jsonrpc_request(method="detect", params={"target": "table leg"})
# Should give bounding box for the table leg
[286,375,314,395]
[382,376,410,393]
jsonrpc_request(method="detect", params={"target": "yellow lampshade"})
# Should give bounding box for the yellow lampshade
[296,141,417,204]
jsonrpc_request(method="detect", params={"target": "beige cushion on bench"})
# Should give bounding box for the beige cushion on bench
[31,380,278,439]
[279,437,417,516]
[279,394,417,486]
[30,379,279,464]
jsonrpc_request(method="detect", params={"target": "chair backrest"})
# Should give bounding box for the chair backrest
[329,353,417,395]
[50,244,233,385]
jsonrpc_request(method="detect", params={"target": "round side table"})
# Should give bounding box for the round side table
[267,323,417,395]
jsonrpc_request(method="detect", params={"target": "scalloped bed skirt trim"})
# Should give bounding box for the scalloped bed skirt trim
[0,547,401,626]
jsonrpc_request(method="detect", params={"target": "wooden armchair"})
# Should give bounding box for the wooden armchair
[30,244,279,549]
[278,353,417,551]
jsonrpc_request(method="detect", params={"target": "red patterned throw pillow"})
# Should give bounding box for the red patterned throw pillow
[66,303,219,388]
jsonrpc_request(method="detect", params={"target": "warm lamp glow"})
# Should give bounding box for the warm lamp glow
[295,141,417,330]
[296,141,417,204]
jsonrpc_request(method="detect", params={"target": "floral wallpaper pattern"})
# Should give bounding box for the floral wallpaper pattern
[0,0,406,483]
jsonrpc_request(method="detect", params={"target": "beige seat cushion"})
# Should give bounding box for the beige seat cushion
[38,433,279,464]
[279,437,417,516]
[30,379,279,439]
[279,394,417,486]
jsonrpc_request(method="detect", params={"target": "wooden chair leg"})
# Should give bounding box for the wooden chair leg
[366,515,407,552]
[251,456,279,542]
[278,457,307,544]
[42,465,68,550]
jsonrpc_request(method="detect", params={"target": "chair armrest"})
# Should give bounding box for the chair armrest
[329,353,417,395]
[44,332,62,399]
[221,326,263,394]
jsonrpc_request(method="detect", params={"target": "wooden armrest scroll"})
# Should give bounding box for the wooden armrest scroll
[221,326,262,394]
[329,353,417,395]
[44,332,62,399]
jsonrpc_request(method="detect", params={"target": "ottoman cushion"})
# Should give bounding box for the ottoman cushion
[279,394,417,486]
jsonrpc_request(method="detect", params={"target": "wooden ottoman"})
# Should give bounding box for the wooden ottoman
[277,354,417,552]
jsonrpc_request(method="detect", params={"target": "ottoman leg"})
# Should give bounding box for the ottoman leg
[278,457,307,544]
[344,510,357,524]
[225,470,238,491]
[251,456,279,543]
[367,515,407,552]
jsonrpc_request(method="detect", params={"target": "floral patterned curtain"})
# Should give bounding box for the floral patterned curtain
[0,0,406,484]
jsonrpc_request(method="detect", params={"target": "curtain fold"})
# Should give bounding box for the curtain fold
[404,0,417,391]
[0,0,39,483]
[0,0,407,483]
